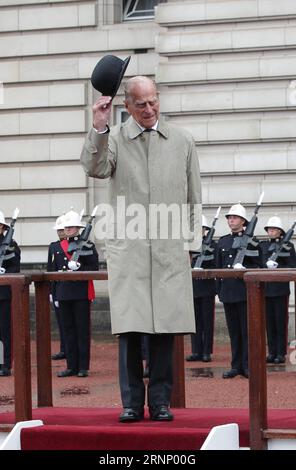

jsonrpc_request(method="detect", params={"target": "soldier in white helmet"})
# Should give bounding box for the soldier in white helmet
[0,211,21,377]
[260,216,296,364]
[48,209,99,377]
[47,214,67,361]
[187,215,217,362]
[216,203,261,379]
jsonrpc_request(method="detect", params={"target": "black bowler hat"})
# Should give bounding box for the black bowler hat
[91,55,131,97]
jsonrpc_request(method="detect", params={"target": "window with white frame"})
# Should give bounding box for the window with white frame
[123,0,161,21]
[116,107,130,125]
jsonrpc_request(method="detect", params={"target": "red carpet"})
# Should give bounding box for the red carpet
[1,407,296,450]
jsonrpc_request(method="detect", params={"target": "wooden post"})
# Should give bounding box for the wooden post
[34,280,53,407]
[246,279,267,450]
[11,279,32,422]
[171,335,185,408]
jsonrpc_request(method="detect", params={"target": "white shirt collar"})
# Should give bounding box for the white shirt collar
[135,120,158,132]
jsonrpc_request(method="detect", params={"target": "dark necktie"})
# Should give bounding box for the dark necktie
[142,128,152,150]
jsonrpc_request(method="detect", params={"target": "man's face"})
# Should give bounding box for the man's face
[267,227,282,239]
[124,81,160,129]
[0,223,5,235]
[227,215,245,233]
[57,229,65,240]
[64,226,80,238]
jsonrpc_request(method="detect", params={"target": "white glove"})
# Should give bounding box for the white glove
[266,259,278,269]
[193,267,204,271]
[233,263,246,270]
[0,267,6,274]
[54,301,59,308]
[49,294,53,303]
[68,260,81,271]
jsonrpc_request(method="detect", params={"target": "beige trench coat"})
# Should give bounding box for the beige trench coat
[81,116,202,334]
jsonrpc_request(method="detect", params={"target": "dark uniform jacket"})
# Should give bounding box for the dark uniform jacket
[260,239,296,297]
[0,234,21,300]
[191,239,217,298]
[47,236,99,301]
[47,240,60,301]
[216,232,261,303]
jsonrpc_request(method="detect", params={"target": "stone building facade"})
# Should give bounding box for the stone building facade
[0,0,296,265]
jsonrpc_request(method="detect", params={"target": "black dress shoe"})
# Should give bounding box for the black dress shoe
[186,354,202,362]
[149,405,174,421]
[274,355,285,364]
[222,369,240,379]
[77,370,88,377]
[51,352,66,360]
[57,369,78,377]
[202,354,212,362]
[0,368,11,377]
[119,408,144,423]
[266,354,275,364]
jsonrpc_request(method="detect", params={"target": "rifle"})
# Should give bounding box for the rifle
[0,208,19,274]
[266,220,296,268]
[194,207,221,269]
[67,206,98,270]
[232,192,264,269]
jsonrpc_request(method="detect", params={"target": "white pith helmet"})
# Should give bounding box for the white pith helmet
[53,214,66,231]
[202,215,210,229]
[264,216,285,234]
[63,209,85,228]
[225,203,248,223]
[0,211,9,228]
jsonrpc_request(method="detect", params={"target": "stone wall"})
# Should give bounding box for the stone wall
[0,0,159,264]
[155,0,296,238]
[1,0,296,264]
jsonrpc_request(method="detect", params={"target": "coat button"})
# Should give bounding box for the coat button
[227,264,231,268]
[64,257,67,260]
[229,254,232,258]
[63,266,66,269]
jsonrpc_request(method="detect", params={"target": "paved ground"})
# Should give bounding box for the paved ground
[0,335,296,416]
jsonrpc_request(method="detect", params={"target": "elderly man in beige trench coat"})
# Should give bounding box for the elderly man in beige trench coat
[81,76,202,422]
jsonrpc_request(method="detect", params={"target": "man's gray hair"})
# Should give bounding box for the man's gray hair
[124,76,158,102]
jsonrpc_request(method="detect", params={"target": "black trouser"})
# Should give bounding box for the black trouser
[0,299,11,369]
[59,299,91,371]
[53,302,66,353]
[266,296,288,357]
[191,296,215,356]
[224,301,248,370]
[119,332,174,411]
[141,335,150,362]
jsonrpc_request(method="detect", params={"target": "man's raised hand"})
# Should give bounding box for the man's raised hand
[93,96,112,132]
